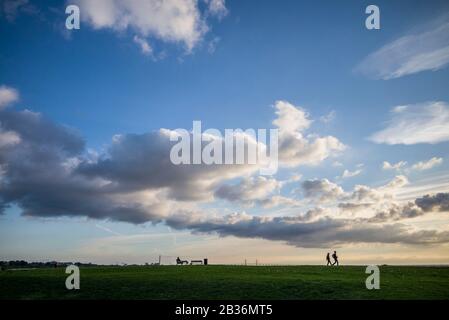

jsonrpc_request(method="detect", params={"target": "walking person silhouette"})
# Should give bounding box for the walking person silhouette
[332,251,339,266]
[326,252,332,266]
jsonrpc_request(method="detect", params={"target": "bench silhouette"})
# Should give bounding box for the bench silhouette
[176,257,189,265]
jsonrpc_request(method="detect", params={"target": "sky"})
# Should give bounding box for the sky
[1,0,449,265]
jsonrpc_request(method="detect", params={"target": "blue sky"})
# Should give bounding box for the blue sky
[1,0,449,265]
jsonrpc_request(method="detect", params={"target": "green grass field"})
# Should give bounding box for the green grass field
[1,265,448,300]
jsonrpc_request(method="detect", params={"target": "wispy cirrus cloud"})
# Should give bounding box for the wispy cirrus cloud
[319,110,336,124]
[341,168,362,179]
[0,0,39,22]
[382,158,443,172]
[411,157,443,171]
[355,15,449,79]
[370,101,449,145]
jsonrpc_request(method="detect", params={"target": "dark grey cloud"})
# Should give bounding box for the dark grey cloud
[165,212,449,248]
[0,109,84,156]
[415,193,449,212]
[76,131,260,201]
[0,109,260,222]
[365,193,449,223]
[368,202,424,222]
[338,202,372,212]
[0,109,162,223]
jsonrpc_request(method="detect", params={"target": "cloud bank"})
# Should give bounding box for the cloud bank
[1,86,448,248]
[165,210,449,248]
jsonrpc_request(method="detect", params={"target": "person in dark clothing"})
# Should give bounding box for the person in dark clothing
[326,252,332,266]
[332,251,339,266]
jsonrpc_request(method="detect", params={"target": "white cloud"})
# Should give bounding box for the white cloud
[75,0,227,52]
[382,160,407,171]
[204,0,228,19]
[411,157,443,171]
[382,157,443,173]
[355,16,449,79]
[0,128,20,148]
[273,100,312,133]
[347,175,408,204]
[273,101,345,167]
[370,101,449,145]
[342,168,362,179]
[133,35,153,56]
[278,135,345,167]
[0,85,19,109]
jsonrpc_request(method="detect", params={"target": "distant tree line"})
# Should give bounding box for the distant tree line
[0,260,99,270]
[0,261,165,270]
